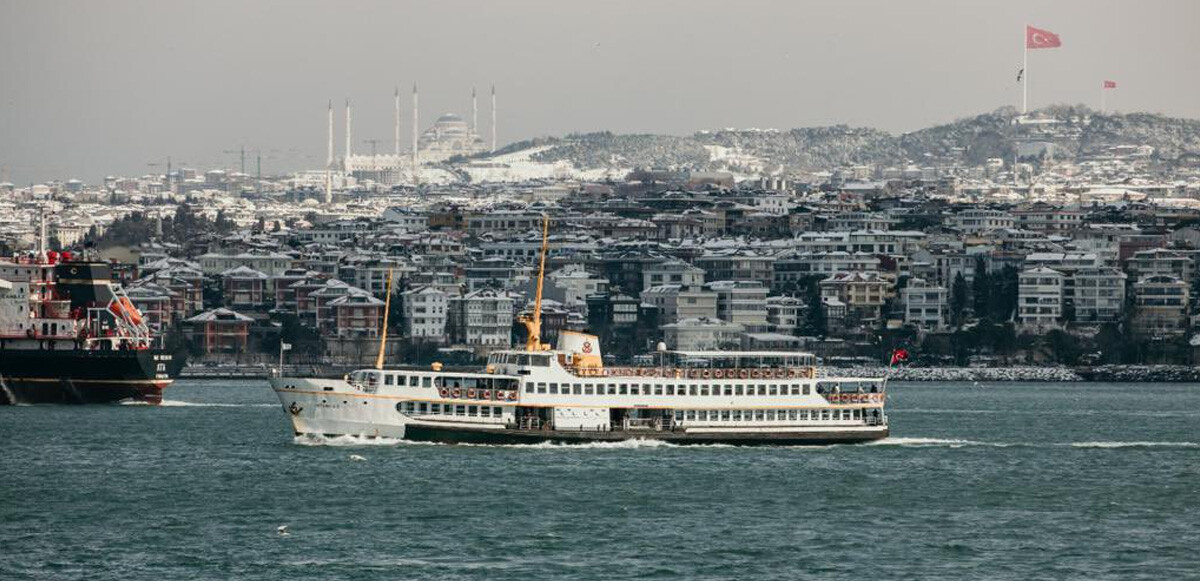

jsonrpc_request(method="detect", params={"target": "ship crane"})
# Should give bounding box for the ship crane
[518,214,550,352]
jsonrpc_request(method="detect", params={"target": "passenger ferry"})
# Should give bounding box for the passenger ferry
[269,217,888,445]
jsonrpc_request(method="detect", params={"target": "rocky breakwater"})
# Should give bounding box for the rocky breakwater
[820,366,1083,382]
[1077,365,1200,383]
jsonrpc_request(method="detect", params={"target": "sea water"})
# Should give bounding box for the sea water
[1,380,1198,580]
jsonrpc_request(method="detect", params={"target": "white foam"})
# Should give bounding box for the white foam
[1069,441,1200,449]
[867,437,1007,448]
[465,438,690,450]
[158,400,276,408]
[291,434,436,447]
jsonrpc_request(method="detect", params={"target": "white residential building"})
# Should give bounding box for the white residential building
[402,286,449,342]
[900,277,948,330]
[1073,267,1126,323]
[1018,267,1065,330]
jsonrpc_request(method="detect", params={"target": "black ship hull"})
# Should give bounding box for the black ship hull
[400,423,889,446]
[0,349,182,405]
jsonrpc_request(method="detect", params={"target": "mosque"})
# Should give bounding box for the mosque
[334,85,497,186]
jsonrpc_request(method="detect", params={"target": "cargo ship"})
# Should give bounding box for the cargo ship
[269,216,888,445]
[0,249,183,405]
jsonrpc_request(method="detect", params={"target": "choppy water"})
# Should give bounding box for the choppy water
[2,380,1198,580]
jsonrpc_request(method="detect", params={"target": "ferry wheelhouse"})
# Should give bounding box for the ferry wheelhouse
[270,215,888,445]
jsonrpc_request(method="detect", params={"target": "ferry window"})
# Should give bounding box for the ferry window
[433,377,443,388]
[788,410,798,421]
[573,383,582,394]
[686,411,696,421]
[631,385,641,396]
[525,383,534,393]
[417,402,427,413]
[455,405,466,416]
[755,410,765,421]
[468,405,478,416]
[821,410,830,421]
[853,409,861,420]
[689,385,697,396]
[493,407,502,416]
[385,375,394,386]
[790,385,800,395]
[700,386,710,396]
[608,384,617,395]
[732,410,743,422]
[803,385,811,395]
[665,385,674,396]
[537,383,547,394]
[430,404,440,414]
[531,355,551,367]
[723,386,733,396]
[422,377,431,388]
[735,385,744,396]
[409,376,419,386]
[720,410,731,422]
[585,385,594,395]
[757,385,767,396]
[674,410,683,422]
[481,406,491,417]
[769,385,778,396]
[654,385,664,396]
[549,383,558,394]
[619,384,628,395]
[395,402,404,413]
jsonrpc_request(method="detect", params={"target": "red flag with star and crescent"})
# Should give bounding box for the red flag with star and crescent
[1103,80,1117,89]
[1026,25,1062,49]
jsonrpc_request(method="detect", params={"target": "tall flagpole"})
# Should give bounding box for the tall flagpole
[1022,31,1028,114]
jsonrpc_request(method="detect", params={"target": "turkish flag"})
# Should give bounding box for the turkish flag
[1026,25,1062,49]
[1103,80,1117,89]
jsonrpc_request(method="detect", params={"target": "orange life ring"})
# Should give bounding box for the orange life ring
[701,369,712,379]
[482,390,491,400]
[689,369,701,379]
[467,389,477,399]
[713,369,724,379]
[751,369,762,379]
[507,391,517,401]
[787,369,797,378]
[738,369,749,379]
[439,387,449,398]
[451,388,461,398]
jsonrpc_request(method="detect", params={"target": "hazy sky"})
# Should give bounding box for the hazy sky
[1,0,1197,184]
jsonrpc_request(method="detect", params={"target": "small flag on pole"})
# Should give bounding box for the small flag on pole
[281,342,293,351]
[1103,80,1117,89]
[1026,25,1062,49]
[889,348,909,367]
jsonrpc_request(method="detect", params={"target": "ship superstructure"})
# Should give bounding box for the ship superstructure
[0,251,181,404]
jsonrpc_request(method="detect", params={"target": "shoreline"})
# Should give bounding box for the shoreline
[179,364,1200,383]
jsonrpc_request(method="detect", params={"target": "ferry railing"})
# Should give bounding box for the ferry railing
[576,366,818,380]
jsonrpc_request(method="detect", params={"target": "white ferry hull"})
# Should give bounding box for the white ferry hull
[401,422,888,446]
[270,375,889,446]
[270,377,408,439]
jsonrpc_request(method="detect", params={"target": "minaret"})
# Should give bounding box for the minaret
[490,84,497,153]
[411,83,419,174]
[472,87,478,138]
[394,86,401,155]
[344,98,352,162]
[325,100,333,204]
